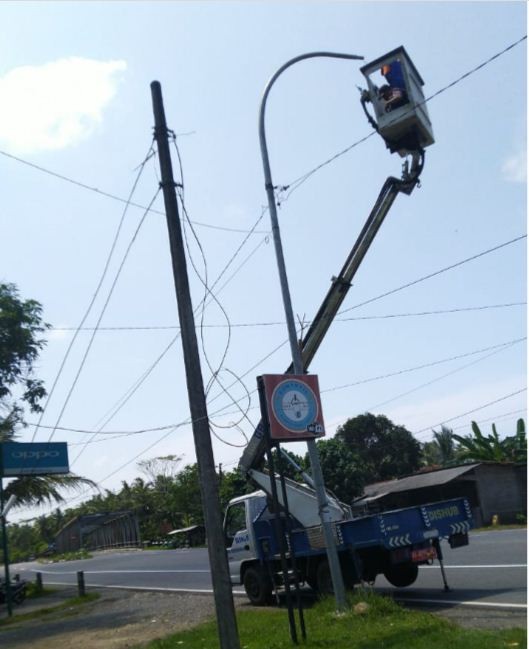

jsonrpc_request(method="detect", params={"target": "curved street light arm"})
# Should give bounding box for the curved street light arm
[258,52,363,373]
[257,51,363,612]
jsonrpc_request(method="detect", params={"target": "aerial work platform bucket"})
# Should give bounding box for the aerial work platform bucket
[360,46,434,156]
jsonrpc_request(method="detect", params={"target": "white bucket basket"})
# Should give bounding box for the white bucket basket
[361,46,434,156]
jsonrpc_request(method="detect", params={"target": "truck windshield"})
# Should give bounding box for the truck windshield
[225,502,246,540]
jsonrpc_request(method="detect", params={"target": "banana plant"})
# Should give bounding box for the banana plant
[453,419,526,463]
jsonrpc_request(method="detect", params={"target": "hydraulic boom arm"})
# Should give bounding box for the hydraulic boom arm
[239,153,424,474]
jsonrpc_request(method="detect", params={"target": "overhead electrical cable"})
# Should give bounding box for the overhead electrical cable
[50,301,527,332]
[57,188,161,460]
[89,208,270,436]
[0,148,269,235]
[338,235,526,315]
[323,336,526,395]
[366,338,524,415]
[413,388,527,436]
[34,335,525,438]
[30,144,156,443]
[450,408,527,432]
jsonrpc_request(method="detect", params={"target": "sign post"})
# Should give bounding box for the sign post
[1,442,69,477]
[261,374,326,442]
[0,441,69,617]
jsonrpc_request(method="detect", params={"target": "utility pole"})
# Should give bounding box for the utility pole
[150,80,240,649]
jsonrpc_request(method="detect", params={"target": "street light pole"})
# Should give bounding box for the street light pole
[258,51,363,611]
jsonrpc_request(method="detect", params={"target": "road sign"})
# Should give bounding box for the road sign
[0,442,69,477]
[261,374,326,441]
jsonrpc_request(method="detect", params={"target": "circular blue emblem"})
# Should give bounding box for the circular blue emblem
[271,379,319,433]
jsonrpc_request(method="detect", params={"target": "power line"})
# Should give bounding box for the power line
[87,213,270,436]
[450,408,527,433]
[323,336,526,395]
[30,335,525,438]
[49,301,527,332]
[413,388,527,436]
[55,188,161,458]
[338,235,527,315]
[0,148,269,235]
[366,338,524,414]
[30,144,156,444]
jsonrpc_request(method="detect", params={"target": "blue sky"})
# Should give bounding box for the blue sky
[1,2,526,522]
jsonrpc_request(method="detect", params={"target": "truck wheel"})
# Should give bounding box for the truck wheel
[383,563,418,588]
[243,566,273,606]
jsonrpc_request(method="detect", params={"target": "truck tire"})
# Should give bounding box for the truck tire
[243,566,273,606]
[383,562,418,588]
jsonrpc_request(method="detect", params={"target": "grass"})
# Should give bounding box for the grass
[0,593,100,627]
[25,583,57,599]
[38,549,92,563]
[142,591,526,649]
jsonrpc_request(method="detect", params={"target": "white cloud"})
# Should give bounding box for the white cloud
[502,149,527,183]
[0,57,126,153]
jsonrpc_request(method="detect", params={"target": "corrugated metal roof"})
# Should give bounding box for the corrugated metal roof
[360,463,480,499]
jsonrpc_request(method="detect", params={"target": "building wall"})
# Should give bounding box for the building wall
[474,464,527,525]
[355,463,526,528]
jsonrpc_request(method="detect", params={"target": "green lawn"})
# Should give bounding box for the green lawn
[143,591,525,649]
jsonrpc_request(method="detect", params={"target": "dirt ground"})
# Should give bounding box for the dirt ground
[0,587,242,649]
[0,587,525,649]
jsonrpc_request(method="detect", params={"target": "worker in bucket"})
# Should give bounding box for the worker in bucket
[378,60,409,112]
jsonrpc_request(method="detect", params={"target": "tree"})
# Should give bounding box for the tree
[336,413,421,483]
[0,282,96,508]
[453,419,526,463]
[314,437,366,503]
[0,283,48,426]
[421,425,458,467]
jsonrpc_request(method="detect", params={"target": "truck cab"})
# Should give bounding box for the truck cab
[224,491,267,584]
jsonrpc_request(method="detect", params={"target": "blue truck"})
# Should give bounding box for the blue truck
[225,471,472,604]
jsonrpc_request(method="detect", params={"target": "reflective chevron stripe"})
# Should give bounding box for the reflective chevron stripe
[450,521,471,534]
[388,533,411,548]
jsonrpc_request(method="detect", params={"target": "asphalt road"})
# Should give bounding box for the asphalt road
[13,529,526,610]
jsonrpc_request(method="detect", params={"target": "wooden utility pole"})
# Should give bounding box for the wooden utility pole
[150,80,240,649]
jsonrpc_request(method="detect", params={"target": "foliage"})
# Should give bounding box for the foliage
[336,413,422,483]
[142,591,526,649]
[0,282,49,419]
[0,283,96,514]
[314,437,366,502]
[452,419,526,463]
[40,549,92,562]
[421,425,459,467]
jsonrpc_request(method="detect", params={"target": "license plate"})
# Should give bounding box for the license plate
[411,547,437,563]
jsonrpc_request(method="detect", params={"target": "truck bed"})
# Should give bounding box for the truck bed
[253,497,473,559]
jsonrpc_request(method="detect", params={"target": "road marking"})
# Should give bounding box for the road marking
[30,569,210,574]
[420,564,526,569]
[32,580,246,597]
[29,581,525,610]
[396,597,526,610]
